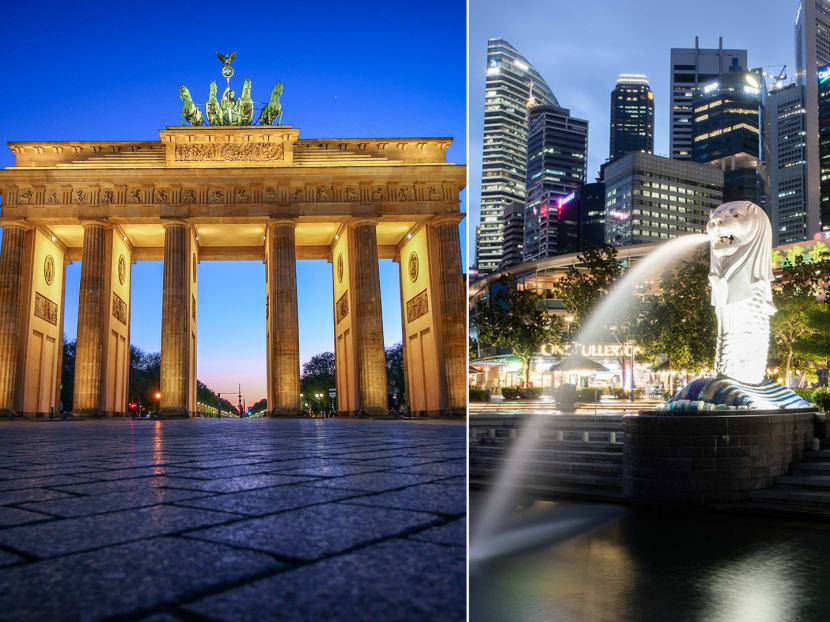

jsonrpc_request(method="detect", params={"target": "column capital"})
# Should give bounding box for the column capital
[267,218,298,229]
[0,219,30,231]
[350,217,379,228]
[79,218,111,229]
[161,219,190,230]
[431,213,465,227]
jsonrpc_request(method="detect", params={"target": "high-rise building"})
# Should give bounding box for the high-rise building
[476,38,557,275]
[556,182,606,254]
[500,202,525,269]
[794,0,830,238]
[604,152,723,246]
[522,104,588,262]
[610,74,654,161]
[768,83,810,245]
[670,37,747,160]
[820,65,830,233]
[691,69,768,208]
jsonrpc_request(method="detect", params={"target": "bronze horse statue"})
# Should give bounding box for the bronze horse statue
[179,85,204,126]
[259,82,284,125]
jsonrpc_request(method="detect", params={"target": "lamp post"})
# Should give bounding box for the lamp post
[155,392,161,415]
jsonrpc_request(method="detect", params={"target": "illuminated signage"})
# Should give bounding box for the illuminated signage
[557,192,575,208]
[743,85,760,96]
[538,343,642,357]
[745,73,760,88]
[820,66,830,82]
[703,81,719,94]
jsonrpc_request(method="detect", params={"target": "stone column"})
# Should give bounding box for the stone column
[351,220,388,415]
[434,217,466,415]
[267,220,301,416]
[73,222,109,417]
[159,222,190,418]
[0,223,26,415]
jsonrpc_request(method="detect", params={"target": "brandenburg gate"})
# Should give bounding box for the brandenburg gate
[0,119,466,418]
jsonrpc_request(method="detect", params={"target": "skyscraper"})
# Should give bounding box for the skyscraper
[768,83,810,244]
[476,38,557,275]
[610,74,654,161]
[670,37,747,160]
[604,153,723,246]
[691,69,768,208]
[522,104,588,262]
[794,0,830,237]
[820,65,830,234]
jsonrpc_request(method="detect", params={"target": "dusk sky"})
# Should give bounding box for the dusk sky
[0,0,466,405]
[469,0,795,235]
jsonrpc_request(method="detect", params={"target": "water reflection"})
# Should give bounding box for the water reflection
[471,494,830,621]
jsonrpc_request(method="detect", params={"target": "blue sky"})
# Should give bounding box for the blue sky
[469,0,795,234]
[0,0,466,404]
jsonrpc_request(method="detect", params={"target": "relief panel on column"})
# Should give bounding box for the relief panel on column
[105,232,131,414]
[22,230,65,416]
[331,231,356,414]
[397,228,442,415]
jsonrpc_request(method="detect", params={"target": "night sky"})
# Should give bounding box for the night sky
[469,0,795,235]
[0,0,466,404]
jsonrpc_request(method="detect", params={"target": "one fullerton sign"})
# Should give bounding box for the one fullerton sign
[538,343,641,357]
[160,126,300,168]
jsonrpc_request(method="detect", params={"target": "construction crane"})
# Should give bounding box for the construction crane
[763,65,787,91]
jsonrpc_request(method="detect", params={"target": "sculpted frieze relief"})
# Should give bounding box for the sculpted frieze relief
[174,142,285,162]
[5,179,455,207]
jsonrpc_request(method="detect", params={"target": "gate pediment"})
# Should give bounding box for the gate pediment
[159,126,300,168]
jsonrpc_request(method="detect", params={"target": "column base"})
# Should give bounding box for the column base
[155,407,190,419]
[71,409,109,419]
[268,408,304,418]
[0,409,20,420]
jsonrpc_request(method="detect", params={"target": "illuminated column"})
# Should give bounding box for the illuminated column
[266,220,301,416]
[159,221,195,418]
[351,219,388,415]
[73,221,109,416]
[433,216,466,415]
[0,223,26,414]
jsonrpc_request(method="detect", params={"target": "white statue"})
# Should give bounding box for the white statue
[706,201,775,385]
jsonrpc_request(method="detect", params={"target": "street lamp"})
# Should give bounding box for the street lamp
[155,392,161,415]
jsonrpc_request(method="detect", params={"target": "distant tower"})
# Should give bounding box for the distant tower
[794,0,830,238]
[670,37,747,160]
[522,104,588,262]
[475,38,557,276]
[609,74,654,162]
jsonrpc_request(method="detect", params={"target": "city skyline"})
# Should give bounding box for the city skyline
[0,0,466,406]
[469,0,795,251]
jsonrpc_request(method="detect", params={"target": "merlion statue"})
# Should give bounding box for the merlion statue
[706,201,775,385]
[665,201,812,411]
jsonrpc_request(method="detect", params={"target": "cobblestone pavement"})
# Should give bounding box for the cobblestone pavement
[0,418,467,621]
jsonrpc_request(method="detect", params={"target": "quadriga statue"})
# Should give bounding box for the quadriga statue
[706,201,775,385]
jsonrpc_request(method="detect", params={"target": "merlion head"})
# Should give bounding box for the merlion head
[706,201,774,303]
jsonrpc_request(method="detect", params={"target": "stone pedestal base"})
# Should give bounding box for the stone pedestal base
[267,408,304,418]
[72,409,106,419]
[156,408,189,419]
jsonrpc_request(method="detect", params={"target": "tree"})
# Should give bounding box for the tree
[385,343,405,407]
[301,351,336,412]
[474,273,564,386]
[249,398,268,415]
[792,304,830,384]
[552,245,624,338]
[771,253,830,386]
[60,337,75,412]
[634,249,716,373]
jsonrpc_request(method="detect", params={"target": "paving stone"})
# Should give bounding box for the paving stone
[70,465,194,481]
[0,506,54,527]
[358,456,447,467]
[391,460,467,476]
[408,518,466,547]
[0,504,240,557]
[270,464,389,477]
[174,484,360,516]
[345,483,466,516]
[0,488,73,506]
[19,487,210,518]
[302,472,441,492]
[158,473,316,493]
[0,475,91,492]
[187,502,440,561]
[184,538,465,621]
[0,549,25,568]
[53,477,167,496]
[0,537,280,621]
